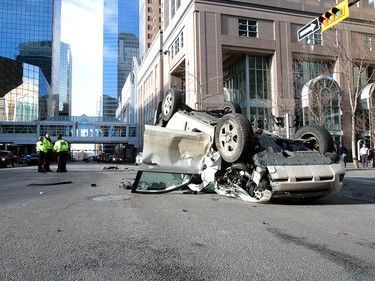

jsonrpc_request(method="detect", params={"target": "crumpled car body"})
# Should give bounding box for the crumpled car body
[132,89,345,203]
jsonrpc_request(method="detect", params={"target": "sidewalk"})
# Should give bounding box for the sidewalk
[345,161,375,170]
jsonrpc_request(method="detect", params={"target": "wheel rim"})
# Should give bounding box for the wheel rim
[218,119,240,155]
[162,93,172,116]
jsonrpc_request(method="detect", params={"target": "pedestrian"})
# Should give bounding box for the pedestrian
[53,135,69,172]
[368,147,374,167]
[36,136,47,173]
[359,143,369,168]
[43,133,53,172]
[333,142,340,154]
[332,142,340,162]
[340,144,347,167]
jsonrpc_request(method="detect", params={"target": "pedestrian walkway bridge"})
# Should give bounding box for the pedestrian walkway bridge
[0,114,139,146]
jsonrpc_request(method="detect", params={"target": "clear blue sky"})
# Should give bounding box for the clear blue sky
[61,0,103,117]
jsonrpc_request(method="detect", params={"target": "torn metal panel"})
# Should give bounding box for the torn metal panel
[143,125,211,173]
[215,182,272,203]
[189,152,222,192]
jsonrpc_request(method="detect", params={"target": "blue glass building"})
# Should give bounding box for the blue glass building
[0,0,61,121]
[102,0,139,118]
[59,42,72,116]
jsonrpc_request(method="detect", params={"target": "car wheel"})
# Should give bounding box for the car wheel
[161,88,182,122]
[214,113,254,163]
[294,125,334,154]
[219,101,242,114]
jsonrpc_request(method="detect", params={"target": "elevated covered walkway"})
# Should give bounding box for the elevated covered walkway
[0,114,139,147]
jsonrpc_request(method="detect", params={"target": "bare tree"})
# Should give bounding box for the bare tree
[325,31,375,168]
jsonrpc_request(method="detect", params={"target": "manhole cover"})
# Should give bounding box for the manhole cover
[91,195,133,201]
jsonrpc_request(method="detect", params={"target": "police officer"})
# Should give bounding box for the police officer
[43,133,53,172]
[36,136,47,173]
[54,135,69,172]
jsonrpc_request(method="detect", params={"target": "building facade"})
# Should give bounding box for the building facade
[59,42,72,116]
[102,0,140,118]
[0,0,62,121]
[133,0,375,153]
[139,0,162,58]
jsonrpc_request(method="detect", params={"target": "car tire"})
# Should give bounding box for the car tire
[294,125,334,154]
[161,88,182,122]
[219,101,242,114]
[214,113,254,163]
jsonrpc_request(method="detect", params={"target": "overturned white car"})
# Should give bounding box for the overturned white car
[132,89,345,203]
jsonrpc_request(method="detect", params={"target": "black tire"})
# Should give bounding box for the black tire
[161,88,182,122]
[214,113,254,163]
[219,101,242,114]
[294,125,334,154]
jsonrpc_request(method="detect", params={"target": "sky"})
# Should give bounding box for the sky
[61,0,103,117]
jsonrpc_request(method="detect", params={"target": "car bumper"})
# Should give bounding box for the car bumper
[267,163,345,199]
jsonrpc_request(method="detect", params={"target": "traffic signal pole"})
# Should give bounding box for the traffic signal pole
[348,0,361,7]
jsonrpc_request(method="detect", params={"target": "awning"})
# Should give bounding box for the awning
[360,83,375,110]
[301,75,340,108]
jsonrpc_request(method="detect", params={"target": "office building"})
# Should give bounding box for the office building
[59,42,72,116]
[0,0,61,121]
[102,0,139,118]
[139,0,162,58]
[118,32,140,102]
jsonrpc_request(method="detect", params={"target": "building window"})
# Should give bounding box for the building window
[365,34,375,51]
[174,39,180,56]
[363,0,375,9]
[306,31,323,45]
[223,55,271,129]
[129,127,136,137]
[172,0,181,18]
[238,19,258,38]
[171,31,184,57]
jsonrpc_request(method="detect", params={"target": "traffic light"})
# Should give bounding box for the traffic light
[275,117,284,128]
[318,0,349,32]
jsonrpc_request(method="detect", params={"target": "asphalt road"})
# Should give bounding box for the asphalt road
[0,162,374,281]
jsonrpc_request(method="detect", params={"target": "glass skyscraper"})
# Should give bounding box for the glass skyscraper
[0,0,61,121]
[102,0,139,118]
[59,42,72,116]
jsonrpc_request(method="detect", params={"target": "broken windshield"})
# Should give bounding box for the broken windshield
[132,171,193,193]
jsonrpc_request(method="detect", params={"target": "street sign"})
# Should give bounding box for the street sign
[297,18,320,41]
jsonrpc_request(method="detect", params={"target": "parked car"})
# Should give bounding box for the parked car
[0,150,15,168]
[97,153,110,163]
[135,152,143,166]
[24,154,39,166]
[132,88,345,203]
[109,154,123,164]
